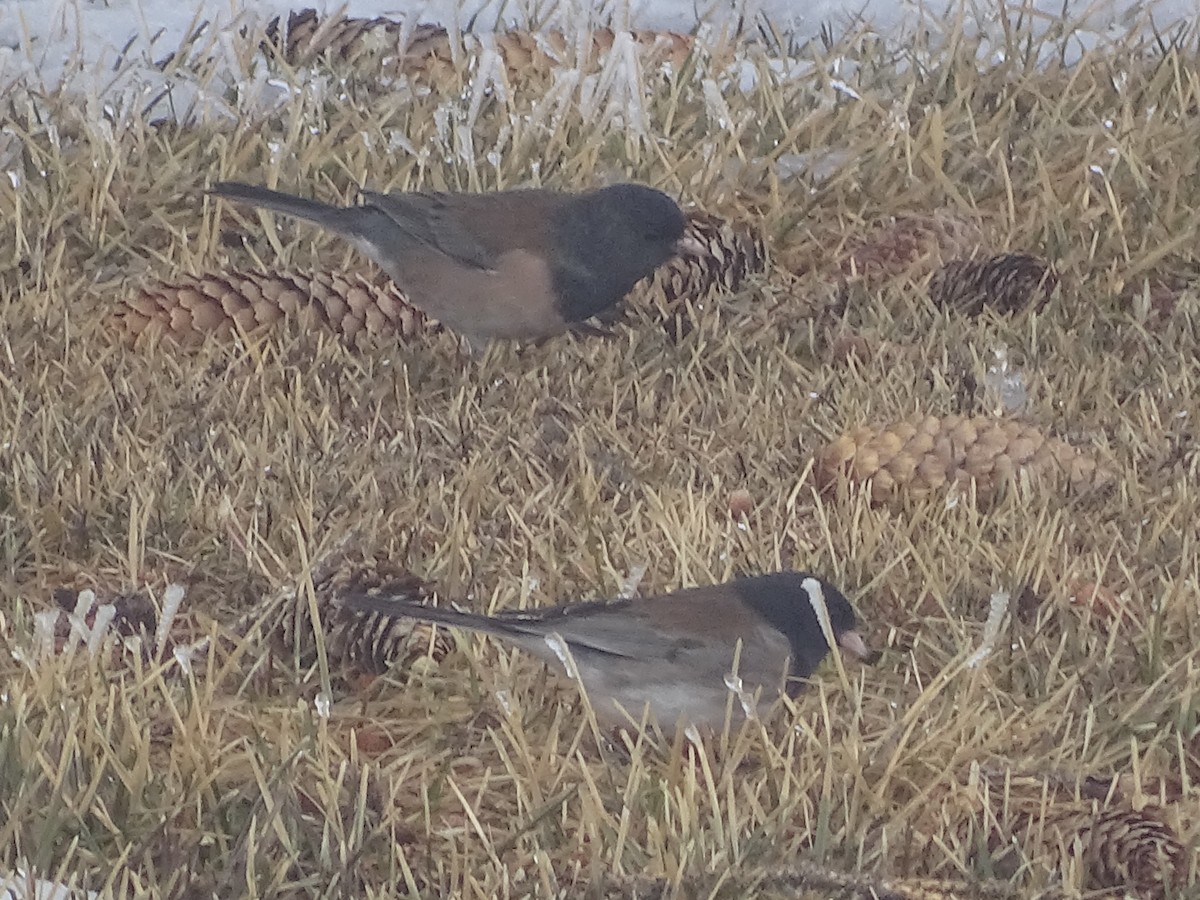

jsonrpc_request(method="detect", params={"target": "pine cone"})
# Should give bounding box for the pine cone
[210,530,450,676]
[261,10,693,77]
[837,213,985,280]
[1079,807,1186,898]
[758,864,1018,900]
[1020,805,1186,899]
[874,877,1017,900]
[260,7,410,62]
[646,211,767,340]
[112,270,429,347]
[929,254,1056,316]
[655,211,766,304]
[969,768,1189,899]
[278,561,452,674]
[487,27,694,75]
[813,415,1114,503]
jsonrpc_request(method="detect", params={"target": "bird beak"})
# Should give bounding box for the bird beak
[838,630,880,664]
[674,234,706,258]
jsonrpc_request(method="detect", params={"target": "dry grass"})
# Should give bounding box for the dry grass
[2,5,1199,898]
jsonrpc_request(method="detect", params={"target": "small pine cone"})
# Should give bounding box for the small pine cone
[813,415,1115,503]
[929,254,1057,316]
[113,270,429,347]
[279,560,453,673]
[838,212,985,280]
[1085,807,1186,897]
[644,211,767,340]
[1036,805,1186,899]
[652,211,767,305]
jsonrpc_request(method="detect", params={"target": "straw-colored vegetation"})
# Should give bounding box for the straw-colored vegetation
[1,5,1198,898]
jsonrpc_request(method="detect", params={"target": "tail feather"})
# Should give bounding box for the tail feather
[208,181,351,232]
[343,592,524,641]
[343,592,634,670]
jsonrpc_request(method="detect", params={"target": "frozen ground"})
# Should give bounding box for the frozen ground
[1,0,1196,112]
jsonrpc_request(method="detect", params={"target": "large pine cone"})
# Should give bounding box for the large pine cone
[112,269,427,347]
[814,415,1114,503]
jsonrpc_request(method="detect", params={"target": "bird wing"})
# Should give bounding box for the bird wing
[362,189,567,271]
[362,192,496,269]
[549,592,794,688]
[512,596,794,717]
[503,592,790,679]
[502,605,666,661]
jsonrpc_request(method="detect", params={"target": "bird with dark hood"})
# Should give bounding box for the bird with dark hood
[207,180,695,350]
[342,571,876,732]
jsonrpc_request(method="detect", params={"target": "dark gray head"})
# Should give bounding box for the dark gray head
[733,572,872,683]
[550,183,688,322]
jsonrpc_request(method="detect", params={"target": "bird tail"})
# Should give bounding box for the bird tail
[208,181,353,231]
[343,592,522,640]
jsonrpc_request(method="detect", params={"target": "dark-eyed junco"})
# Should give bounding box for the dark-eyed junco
[342,571,874,731]
[207,181,692,349]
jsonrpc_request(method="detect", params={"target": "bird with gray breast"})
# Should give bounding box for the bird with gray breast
[207,180,696,351]
[342,571,876,732]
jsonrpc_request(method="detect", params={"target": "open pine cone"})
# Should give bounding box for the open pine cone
[273,558,452,674]
[645,210,767,341]
[1041,805,1185,898]
[906,768,1188,898]
[814,415,1115,503]
[656,211,767,302]
[260,7,415,62]
[1002,787,1186,898]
